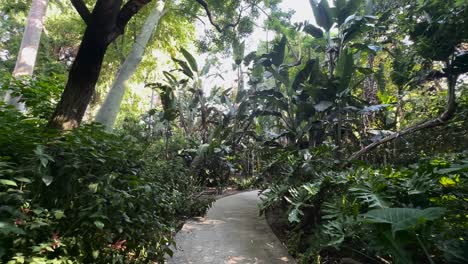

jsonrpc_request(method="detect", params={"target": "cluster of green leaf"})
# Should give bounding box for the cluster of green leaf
[0,74,64,119]
[244,0,468,263]
[0,99,212,263]
[230,176,260,191]
[260,153,468,263]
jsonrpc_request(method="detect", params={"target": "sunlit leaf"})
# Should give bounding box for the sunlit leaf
[180,47,198,73]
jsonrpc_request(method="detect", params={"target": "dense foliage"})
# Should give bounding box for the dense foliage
[0,99,212,263]
[259,149,468,263]
[250,0,468,263]
[0,0,467,263]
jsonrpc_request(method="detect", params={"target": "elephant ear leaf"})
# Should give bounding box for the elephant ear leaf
[362,207,446,236]
[180,47,198,74]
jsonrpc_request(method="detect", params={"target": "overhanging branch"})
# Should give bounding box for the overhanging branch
[71,0,91,24]
[108,0,152,43]
[194,0,245,33]
[347,73,459,162]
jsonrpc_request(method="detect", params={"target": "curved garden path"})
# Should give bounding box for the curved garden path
[168,190,295,264]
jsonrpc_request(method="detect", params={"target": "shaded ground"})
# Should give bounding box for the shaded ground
[265,204,291,249]
[168,190,295,264]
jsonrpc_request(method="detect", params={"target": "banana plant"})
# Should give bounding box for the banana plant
[243,27,373,152]
[304,0,378,153]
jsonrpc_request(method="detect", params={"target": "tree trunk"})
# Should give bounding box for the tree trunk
[95,0,165,130]
[48,0,152,130]
[4,0,48,110]
[362,53,378,132]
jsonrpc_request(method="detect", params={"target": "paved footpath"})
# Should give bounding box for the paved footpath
[167,190,296,264]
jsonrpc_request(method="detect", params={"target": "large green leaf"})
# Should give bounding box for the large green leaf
[309,0,335,31]
[271,35,287,66]
[0,221,25,235]
[335,47,354,92]
[292,59,317,91]
[180,47,198,73]
[303,24,324,38]
[271,65,290,87]
[243,51,257,66]
[172,57,194,79]
[163,71,179,86]
[341,15,375,43]
[336,0,363,26]
[449,52,468,74]
[350,185,391,208]
[362,207,446,235]
[313,100,333,112]
[0,179,17,187]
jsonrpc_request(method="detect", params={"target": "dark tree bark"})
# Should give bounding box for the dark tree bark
[48,0,151,130]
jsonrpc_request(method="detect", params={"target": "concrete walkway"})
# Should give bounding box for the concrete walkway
[168,190,295,264]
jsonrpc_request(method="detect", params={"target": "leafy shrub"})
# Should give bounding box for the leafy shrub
[0,75,63,119]
[231,176,259,191]
[0,103,212,263]
[260,154,468,263]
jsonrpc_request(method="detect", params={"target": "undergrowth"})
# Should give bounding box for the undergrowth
[260,151,468,263]
[0,103,212,263]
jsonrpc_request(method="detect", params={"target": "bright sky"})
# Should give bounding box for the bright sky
[196,0,314,91]
[247,0,314,52]
[280,0,315,23]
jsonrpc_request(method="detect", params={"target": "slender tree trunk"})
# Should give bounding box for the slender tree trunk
[4,0,48,110]
[95,0,165,130]
[362,0,378,136]
[362,53,378,131]
[177,92,190,135]
[48,0,152,130]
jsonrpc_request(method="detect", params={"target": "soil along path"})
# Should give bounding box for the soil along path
[168,190,295,264]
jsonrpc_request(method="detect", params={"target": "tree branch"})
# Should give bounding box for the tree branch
[347,73,459,162]
[71,0,91,24]
[108,0,152,43]
[194,0,245,33]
